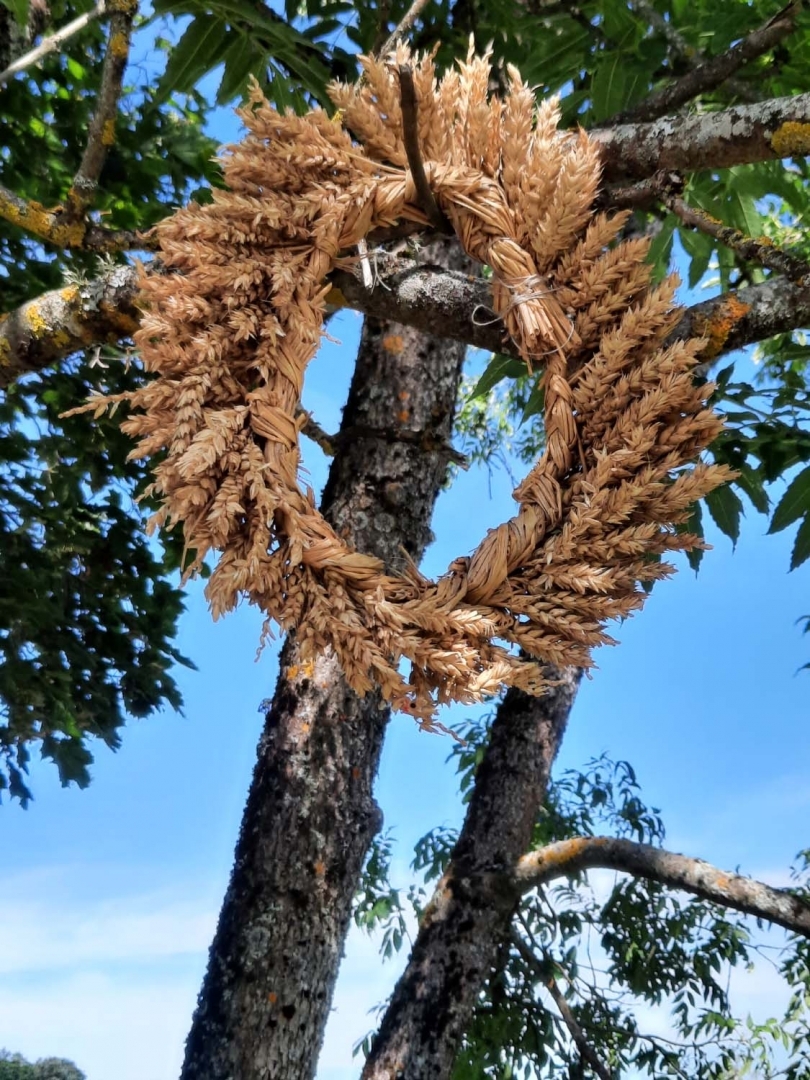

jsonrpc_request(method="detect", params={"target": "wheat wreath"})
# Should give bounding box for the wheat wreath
[76,46,733,722]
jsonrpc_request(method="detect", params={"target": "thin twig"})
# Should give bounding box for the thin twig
[377,0,432,58]
[64,0,137,221]
[609,0,801,125]
[626,0,759,105]
[512,934,613,1080]
[398,64,452,233]
[0,0,106,87]
[663,187,810,283]
[297,408,336,456]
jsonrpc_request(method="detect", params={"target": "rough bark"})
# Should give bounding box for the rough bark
[512,837,810,938]
[593,90,810,181]
[362,666,582,1080]
[180,240,472,1080]
[5,259,810,389]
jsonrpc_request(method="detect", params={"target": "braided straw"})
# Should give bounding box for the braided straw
[80,46,734,722]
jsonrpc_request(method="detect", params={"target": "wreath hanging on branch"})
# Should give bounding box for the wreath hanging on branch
[79,47,733,721]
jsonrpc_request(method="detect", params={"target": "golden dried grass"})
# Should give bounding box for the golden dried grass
[73,46,733,723]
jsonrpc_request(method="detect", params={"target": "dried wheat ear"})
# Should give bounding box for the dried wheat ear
[73,45,734,724]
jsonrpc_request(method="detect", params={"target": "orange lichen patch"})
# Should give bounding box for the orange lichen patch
[692,295,751,360]
[25,304,48,336]
[60,286,79,304]
[314,860,327,877]
[542,837,591,867]
[267,992,278,1005]
[397,409,410,422]
[109,0,137,13]
[382,333,405,353]
[0,192,89,247]
[398,391,410,401]
[101,118,117,146]
[0,338,10,366]
[771,121,810,158]
[286,659,315,680]
[52,329,72,350]
[715,873,731,890]
[108,31,129,60]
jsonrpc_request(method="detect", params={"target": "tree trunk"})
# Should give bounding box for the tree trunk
[363,666,582,1080]
[181,240,471,1080]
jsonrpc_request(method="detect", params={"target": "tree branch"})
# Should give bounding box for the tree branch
[664,187,810,282]
[0,0,138,249]
[0,264,140,388]
[593,91,810,181]
[511,933,613,1080]
[377,0,432,58]
[0,0,106,87]
[4,258,810,388]
[512,837,810,939]
[0,180,144,251]
[64,0,136,221]
[609,1,801,126]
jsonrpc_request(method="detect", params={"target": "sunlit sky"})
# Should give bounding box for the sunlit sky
[3,40,810,1080]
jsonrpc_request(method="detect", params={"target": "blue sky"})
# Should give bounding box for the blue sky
[3,42,810,1080]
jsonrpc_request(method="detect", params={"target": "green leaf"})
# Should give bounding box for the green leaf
[216,34,258,104]
[156,16,231,102]
[520,380,545,425]
[678,227,714,289]
[705,484,743,545]
[769,465,810,533]
[0,0,28,28]
[791,513,810,571]
[646,216,676,281]
[679,501,704,573]
[469,354,528,400]
[732,462,769,516]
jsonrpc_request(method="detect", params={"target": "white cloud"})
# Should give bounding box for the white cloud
[0,872,217,975]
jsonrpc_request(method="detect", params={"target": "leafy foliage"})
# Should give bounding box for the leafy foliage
[0,353,194,804]
[0,1,217,800]
[353,712,810,1078]
[0,1052,85,1080]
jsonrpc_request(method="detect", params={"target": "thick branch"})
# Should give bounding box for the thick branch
[593,91,810,181]
[0,180,143,251]
[512,837,810,939]
[0,0,105,87]
[0,264,140,388]
[610,1,799,124]
[64,0,136,220]
[4,259,810,388]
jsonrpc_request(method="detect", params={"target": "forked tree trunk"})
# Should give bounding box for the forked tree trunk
[181,241,471,1080]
